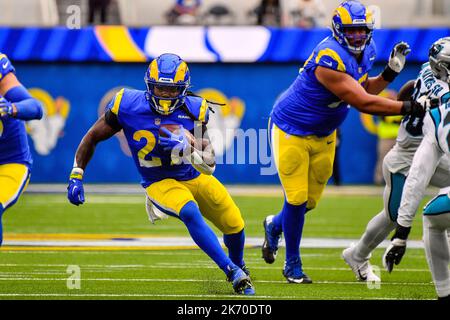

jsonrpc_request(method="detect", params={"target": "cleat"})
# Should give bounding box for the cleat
[227,266,255,295]
[262,215,282,264]
[241,265,251,277]
[282,256,312,284]
[342,246,380,282]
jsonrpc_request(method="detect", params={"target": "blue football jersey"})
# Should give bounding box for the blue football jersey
[107,88,210,187]
[271,36,377,137]
[0,53,33,166]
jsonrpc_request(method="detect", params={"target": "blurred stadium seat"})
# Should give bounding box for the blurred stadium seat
[0,0,59,26]
[1,0,448,27]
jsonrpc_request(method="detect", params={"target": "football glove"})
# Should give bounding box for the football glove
[401,99,427,118]
[67,168,85,206]
[388,42,411,73]
[382,42,411,82]
[159,126,189,153]
[0,96,15,118]
[383,225,411,273]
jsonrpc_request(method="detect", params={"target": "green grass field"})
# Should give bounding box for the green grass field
[0,192,437,300]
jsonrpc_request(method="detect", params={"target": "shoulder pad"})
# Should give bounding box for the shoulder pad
[314,40,348,73]
[0,53,15,81]
[185,96,210,123]
[107,88,126,116]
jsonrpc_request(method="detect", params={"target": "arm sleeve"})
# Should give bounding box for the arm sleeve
[104,109,122,131]
[396,115,444,227]
[4,85,43,120]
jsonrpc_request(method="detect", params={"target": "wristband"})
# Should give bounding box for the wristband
[381,65,399,83]
[392,225,411,241]
[70,167,84,180]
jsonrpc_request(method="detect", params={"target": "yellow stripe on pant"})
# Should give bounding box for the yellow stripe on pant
[0,163,30,210]
[271,123,336,210]
[145,174,244,234]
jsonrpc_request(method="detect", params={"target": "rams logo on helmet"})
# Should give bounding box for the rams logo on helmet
[144,53,191,115]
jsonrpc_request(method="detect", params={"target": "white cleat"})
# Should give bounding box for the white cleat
[342,247,381,282]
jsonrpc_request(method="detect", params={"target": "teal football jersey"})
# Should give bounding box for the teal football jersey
[271,36,377,137]
[0,53,33,166]
[107,88,209,187]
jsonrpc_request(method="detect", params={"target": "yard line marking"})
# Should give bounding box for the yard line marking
[0,263,431,272]
[1,235,426,249]
[0,277,433,287]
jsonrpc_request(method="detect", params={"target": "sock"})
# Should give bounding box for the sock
[0,205,4,246]
[223,229,245,268]
[179,201,234,275]
[282,200,306,262]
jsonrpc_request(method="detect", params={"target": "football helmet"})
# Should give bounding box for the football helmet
[429,37,450,84]
[331,1,375,54]
[144,53,191,115]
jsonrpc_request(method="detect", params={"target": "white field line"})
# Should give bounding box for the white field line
[0,293,425,300]
[0,263,432,272]
[1,237,426,249]
[25,184,440,197]
[0,277,433,287]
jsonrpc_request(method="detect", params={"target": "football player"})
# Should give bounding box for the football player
[383,99,450,300]
[0,53,43,246]
[261,0,425,284]
[66,53,255,295]
[342,37,450,282]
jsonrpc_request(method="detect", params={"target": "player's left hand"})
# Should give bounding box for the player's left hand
[159,127,189,153]
[388,42,411,73]
[383,224,411,273]
[0,96,15,118]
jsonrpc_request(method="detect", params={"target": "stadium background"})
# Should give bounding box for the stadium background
[2,0,450,184]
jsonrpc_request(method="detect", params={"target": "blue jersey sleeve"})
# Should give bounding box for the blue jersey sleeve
[0,53,15,81]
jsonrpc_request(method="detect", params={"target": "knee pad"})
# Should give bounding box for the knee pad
[279,147,303,176]
[310,158,333,184]
[220,206,245,234]
[285,190,308,206]
[306,198,317,211]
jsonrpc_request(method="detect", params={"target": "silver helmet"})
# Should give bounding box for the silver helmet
[429,37,450,84]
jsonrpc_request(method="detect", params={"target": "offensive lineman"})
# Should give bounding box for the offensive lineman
[261,0,425,283]
[342,37,450,282]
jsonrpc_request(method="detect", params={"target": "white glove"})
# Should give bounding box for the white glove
[388,42,411,73]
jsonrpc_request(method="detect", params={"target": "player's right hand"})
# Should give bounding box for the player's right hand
[67,178,85,206]
[401,99,426,118]
[382,225,411,273]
